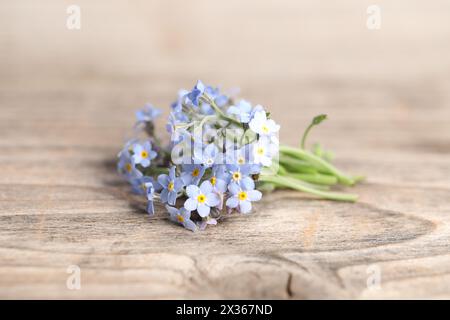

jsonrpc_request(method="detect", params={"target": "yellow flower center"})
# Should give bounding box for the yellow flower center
[192,168,200,177]
[177,214,184,223]
[238,191,248,201]
[262,125,269,134]
[232,171,241,181]
[238,157,245,164]
[257,147,265,155]
[197,194,207,203]
[210,176,216,186]
[141,183,146,191]
[168,181,174,191]
[125,163,133,172]
[141,150,148,158]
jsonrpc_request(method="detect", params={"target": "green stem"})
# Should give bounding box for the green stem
[279,154,320,174]
[279,145,355,185]
[284,172,338,185]
[259,174,358,202]
[301,122,314,149]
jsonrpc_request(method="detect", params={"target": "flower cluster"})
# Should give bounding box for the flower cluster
[117,81,280,232]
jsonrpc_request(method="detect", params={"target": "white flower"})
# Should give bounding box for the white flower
[249,109,280,136]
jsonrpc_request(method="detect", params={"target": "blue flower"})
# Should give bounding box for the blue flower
[208,165,229,209]
[226,164,254,190]
[226,179,262,214]
[132,141,157,168]
[180,164,205,185]
[204,85,228,107]
[249,109,280,136]
[187,80,205,106]
[118,152,142,180]
[225,144,261,174]
[209,165,229,193]
[171,89,189,112]
[130,175,155,195]
[227,100,252,123]
[166,205,197,232]
[184,181,220,217]
[252,136,278,167]
[136,103,162,124]
[194,143,222,167]
[157,166,184,205]
[146,182,156,215]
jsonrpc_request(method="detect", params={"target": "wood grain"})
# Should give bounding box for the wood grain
[0,0,449,299]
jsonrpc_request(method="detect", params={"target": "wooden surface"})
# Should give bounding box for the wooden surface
[0,0,450,299]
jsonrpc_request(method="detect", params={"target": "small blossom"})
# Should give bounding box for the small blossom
[226,164,254,190]
[226,180,262,214]
[166,205,197,232]
[252,136,278,167]
[171,89,189,112]
[132,141,157,168]
[136,103,162,124]
[194,143,222,167]
[181,164,205,185]
[130,175,155,195]
[118,153,142,180]
[227,100,252,123]
[157,166,184,205]
[184,181,220,217]
[187,80,205,106]
[249,109,280,136]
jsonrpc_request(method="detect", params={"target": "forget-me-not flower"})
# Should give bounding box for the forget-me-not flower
[187,80,205,106]
[157,166,184,205]
[252,136,278,167]
[226,179,262,214]
[227,100,253,123]
[118,152,142,180]
[130,175,155,195]
[136,103,162,124]
[184,181,220,217]
[226,164,254,190]
[194,143,222,167]
[181,164,205,186]
[166,205,197,232]
[132,141,157,168]
[249,109,280,136]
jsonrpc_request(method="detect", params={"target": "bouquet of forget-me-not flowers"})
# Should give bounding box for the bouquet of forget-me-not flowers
[118,81,362,232]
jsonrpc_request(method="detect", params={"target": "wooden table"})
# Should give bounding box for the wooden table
[1,0,449,299]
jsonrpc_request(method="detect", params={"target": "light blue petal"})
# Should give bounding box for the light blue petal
[200,180,213,194]
[158,174,170,187]
[197,203,210,217]
[241,177,255,190]
[186,185,200,198]
[168,191,178,206]
[247,190,262,201]
[226,197,239,208]
[183,220,197,232]
[228,182,240,195]
[206,192,220,207]
[239,200,252,214]
[165,205,179,216]
[160,189,169,203]
[184,198,198,211]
